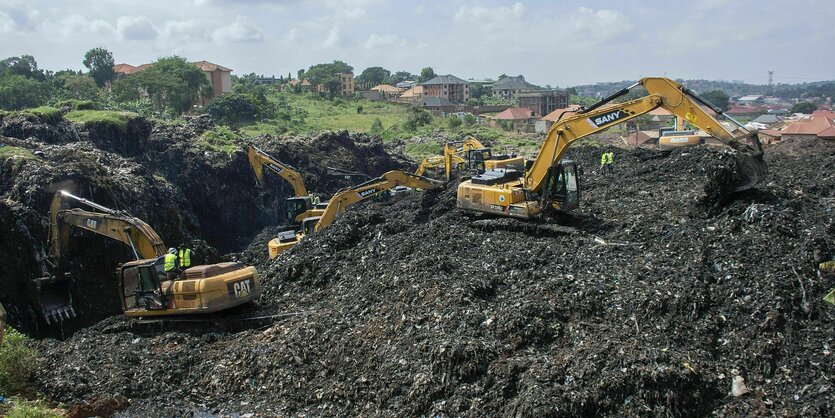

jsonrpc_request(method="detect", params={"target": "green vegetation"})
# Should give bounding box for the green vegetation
[112,56,210,115]
[0,146,36,161]
[53,99,96,110]
[65,110,140,132]
[5,398,62,418]
[21,106,61,123]
[790,101,816,114]
[196,126,242,154]
[0,327,38,394]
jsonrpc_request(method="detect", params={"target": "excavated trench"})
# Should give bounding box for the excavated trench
[0,113,408,337]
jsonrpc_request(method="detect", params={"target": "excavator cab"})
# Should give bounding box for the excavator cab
[543,161,580,212]
[284,196,313,222]
[301,216,321,235]
[120,257,170,312]
[463,148,492,173]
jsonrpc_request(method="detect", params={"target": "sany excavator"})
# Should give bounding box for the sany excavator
[247,144,326,224]
[416,136,524,182]
[30,191,261,323]
[457,77,768,219]
[268,171,443,258]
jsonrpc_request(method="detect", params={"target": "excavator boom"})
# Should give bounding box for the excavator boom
[247,144,308,196]
[457,76,768,219]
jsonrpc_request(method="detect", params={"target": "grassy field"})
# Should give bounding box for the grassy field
[237,92,541,161]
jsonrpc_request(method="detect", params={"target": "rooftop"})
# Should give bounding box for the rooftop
[494,107,536,120]
[781,110,835,135]
[491,76,535,91]
[421,74,469,86]
[419,96,455,107]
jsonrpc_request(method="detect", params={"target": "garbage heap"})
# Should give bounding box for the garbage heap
[34,139,835,416]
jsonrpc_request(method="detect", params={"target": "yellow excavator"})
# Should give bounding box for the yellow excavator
[268,171,443,258]
[247,144,326,223]
[416,136,525,182]
[30,191,261,323]
[457,77,768,219]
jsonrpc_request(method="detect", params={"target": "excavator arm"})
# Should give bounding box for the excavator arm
[247,144,308,197]
[46,191,166,265]
[525,77,766,193]
[32,191,167,322]
[314,170,442,231]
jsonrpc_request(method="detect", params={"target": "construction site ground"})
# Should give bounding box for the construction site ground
[1,112,833,416]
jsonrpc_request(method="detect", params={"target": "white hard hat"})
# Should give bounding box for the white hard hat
[168,247,177,254]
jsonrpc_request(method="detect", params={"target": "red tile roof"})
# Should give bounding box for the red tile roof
[113,63,138,74]
[542,105,581,121]
[817,126,835,139]
[192,60,232,72]
[782,110,835,135]
[494,107,536,120]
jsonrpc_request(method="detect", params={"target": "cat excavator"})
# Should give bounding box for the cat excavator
[457,77,768,218]
[415,136,524,182]
[247,144,326,223]
[30,190,261,323]
[268,170,443,258]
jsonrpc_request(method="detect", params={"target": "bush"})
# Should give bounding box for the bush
[369,117,383,136]
[0,327,38,394]
[356,105,363,114]
[5,398,62,418]
[404,107,433,131]
[447,116,462,129]
[204,93,260,127]
[463,113,477,126]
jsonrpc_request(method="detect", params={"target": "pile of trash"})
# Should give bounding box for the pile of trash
[0,113,407,336]
[31,138,835,416]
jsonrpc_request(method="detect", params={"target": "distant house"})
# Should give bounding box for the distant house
[780,110,835,140]
[421,75,470,104]
[112,60,232,106]
[493,107,538,131]
[537,105,581,133]
[725,105,763,118]
[192,61,233,104]
[399,85,424,101]
[286,78,312,91]
[736,95,765,104]
[337,72,355,97]
[419,96,456,113]
[491,76,536,101]
[396,80,416,89]
[370,84,403,100]
[751,114,783,126]
[758,129,782,144]
[517,90,569,118]
[624,130,659,147]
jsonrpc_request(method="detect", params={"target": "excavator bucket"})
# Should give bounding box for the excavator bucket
[28,274,75,324]
[732,134,768,192]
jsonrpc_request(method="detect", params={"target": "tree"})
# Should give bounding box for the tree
[701,90,730,112]
[0,55,46,81]
[357,66,390,89]
[470,83,491,100]
[303,61,353,97]
[112,56,211,115]
[404,107,432,131]
[82,47,115,87]
[50,72,100,102]
[204,93,260,127]
[0,74,51,109]
[385,71,414,85]
[418,67,436,83]
[369,117,384,136]
[790,101,816,114]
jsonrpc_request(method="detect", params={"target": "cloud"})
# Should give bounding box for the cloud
[454,2,525,22]
[363,33,403,49]
[49,15,115,37]
[0,3,40,33]
[212,15,263,43]
[117,15,157,40]
[566,7,633,41]
[323,27,340,47]
[162,19,208,43]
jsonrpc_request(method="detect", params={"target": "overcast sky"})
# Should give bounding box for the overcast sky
[1,0,832,87]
